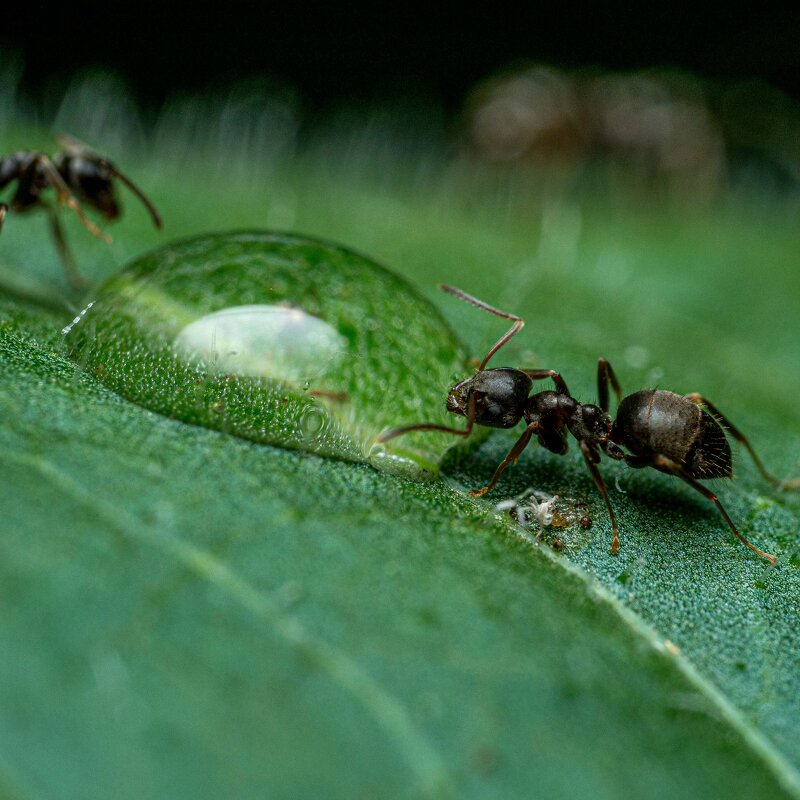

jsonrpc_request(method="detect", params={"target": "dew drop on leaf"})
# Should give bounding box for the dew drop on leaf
[64,231,468,477]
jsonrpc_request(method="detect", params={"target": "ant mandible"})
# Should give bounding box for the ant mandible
[380,285,799,564]
[0,134,162,288]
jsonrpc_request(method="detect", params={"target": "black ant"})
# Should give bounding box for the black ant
[380,285,799,564]
[0,134,162,288]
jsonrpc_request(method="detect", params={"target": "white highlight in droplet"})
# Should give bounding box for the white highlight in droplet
[174,304,346,381]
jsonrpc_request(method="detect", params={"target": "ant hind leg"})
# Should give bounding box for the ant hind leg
[579,441,621,554]
[685,393,799,490]
[654,454,777,564]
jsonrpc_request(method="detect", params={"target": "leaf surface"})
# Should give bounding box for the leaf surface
[1,114,800,799]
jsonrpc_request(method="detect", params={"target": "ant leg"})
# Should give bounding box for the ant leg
[685,393,799,490]
[520,369,570,396]
[654,454,777,564]
[32,155,111,243]
[439,285,524,370]
[379,393,477,443]
[470,422,538,497]
[307,389,348,402]
[623,454,653,469]
[42,201,87,290]
[579,441,621,554]
[0,202,7,232]
[597,358,622,412]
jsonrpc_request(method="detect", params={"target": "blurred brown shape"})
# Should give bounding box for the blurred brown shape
[464,66,728,201]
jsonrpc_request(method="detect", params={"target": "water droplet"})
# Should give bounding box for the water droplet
[299,405,328,440]
[368,441,387,459]
[64,231,467,476]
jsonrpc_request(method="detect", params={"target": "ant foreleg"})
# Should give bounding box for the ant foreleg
[653,454,777,564]
[579,441,621,554]
[0,202,6,232]
[33,155,111,244]
[597,358,623,412]
[685,393,799,490]
[470,422,539,497]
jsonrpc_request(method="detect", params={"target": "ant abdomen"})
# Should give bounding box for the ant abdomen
[613,389,732,479]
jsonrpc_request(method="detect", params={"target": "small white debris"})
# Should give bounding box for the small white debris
[664,639,681,656]
[528,492,558,526]
[495,488,559,528]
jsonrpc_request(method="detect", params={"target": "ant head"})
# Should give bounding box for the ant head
[74,157,120,219]
[58,150,120,219]
[446,368,532,429]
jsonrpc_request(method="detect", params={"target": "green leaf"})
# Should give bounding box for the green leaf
[2,105,800,799]
[2,265,800,799]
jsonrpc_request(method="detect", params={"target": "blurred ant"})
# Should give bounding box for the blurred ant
[380,285,799,563]
[0,134,162,288]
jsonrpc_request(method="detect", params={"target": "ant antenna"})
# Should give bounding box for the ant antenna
[378,392,477,443]
[105,162,163,229]
[440,285,524,370]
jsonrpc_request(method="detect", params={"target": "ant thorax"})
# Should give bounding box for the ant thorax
[566,402,613,444]
[521,391,574,454]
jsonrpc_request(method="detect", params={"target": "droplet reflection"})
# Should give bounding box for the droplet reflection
[174,304,346,381]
